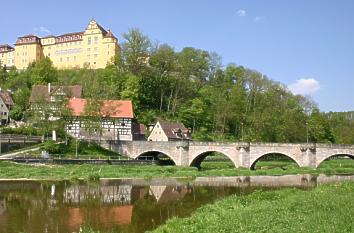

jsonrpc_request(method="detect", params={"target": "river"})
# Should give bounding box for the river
[0,174,353,233]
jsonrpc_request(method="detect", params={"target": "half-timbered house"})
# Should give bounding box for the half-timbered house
[66,98,134,141]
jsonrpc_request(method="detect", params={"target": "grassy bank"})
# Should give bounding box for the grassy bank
[151,181,354,233]
[0,158,353,180]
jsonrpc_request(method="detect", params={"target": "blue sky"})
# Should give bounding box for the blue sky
[1,0,354,112]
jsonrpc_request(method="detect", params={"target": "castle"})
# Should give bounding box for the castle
[0,19,119,70]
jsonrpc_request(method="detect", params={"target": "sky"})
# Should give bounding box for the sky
[1,0,354,112]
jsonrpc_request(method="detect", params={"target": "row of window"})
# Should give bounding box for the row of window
[86,54,98,59]
[0,59,14,64]
[87,47,99,52]
[59,56,78,62]
[56,41,83,48]
[54,48,82,56]
[87,36,99,45]
[18,37,37,44]
[56,35,83,43]
[1,53,14,58]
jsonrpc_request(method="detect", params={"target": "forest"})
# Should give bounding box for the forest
[1,29,353,144]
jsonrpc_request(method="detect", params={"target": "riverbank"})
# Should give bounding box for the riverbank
[0,158,353,180]
[151,181,354,233]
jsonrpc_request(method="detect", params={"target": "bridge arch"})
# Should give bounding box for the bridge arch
[250,152,301,170]
[135,150,177,165]
[316,153,354,168]
[189,150,238,168]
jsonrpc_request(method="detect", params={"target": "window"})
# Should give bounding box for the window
[67,57,69,61]
[74,56,76,61]
[60,58,63,62]
[94,54,97,58]
[87,54,90,59]
[94,47,98,52]
[87,48,90,52]
[87,37,91,45]
[94,36,98,44]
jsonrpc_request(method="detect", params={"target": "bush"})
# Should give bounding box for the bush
[40,140,63,154]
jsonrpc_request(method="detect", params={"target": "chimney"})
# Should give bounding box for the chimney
[48,83,51,93]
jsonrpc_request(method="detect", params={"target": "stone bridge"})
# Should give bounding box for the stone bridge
[105,141,354,169]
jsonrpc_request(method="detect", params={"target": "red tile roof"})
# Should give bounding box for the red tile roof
[68,98,134,118]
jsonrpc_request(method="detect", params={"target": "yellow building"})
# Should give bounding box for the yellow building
[0,45,15,68]
[1,19,119,70]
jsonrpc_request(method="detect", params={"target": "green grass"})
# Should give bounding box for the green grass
[0,158,353,180]
[151,181,354,233]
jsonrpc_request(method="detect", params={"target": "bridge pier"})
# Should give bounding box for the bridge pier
[177,141,190,166]
[237,144,251,168]
[300,145,317,168]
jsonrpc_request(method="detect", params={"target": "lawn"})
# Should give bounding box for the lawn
[151,181,354,233]
[0,158,353,180]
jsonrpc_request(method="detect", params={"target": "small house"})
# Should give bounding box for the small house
[0,88,14,125]
[147,120,191,141]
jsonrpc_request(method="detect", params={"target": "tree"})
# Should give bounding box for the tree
[29,57,58,84]
[121,73,141,113]
[122,28,152,75]
[308,109,335,143]
[0,63,7,83]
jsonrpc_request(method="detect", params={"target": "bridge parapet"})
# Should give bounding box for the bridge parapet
[315,143,354,149]
[250,142,309,147]
[189,141,238,146]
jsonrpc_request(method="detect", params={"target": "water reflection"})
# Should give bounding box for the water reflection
[0,174,353,233]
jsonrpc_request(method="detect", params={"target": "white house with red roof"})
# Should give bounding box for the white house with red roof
[66,98,134,141]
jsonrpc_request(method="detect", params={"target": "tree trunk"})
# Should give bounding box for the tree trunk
[167,89,173,112]
[159,90,164,112]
